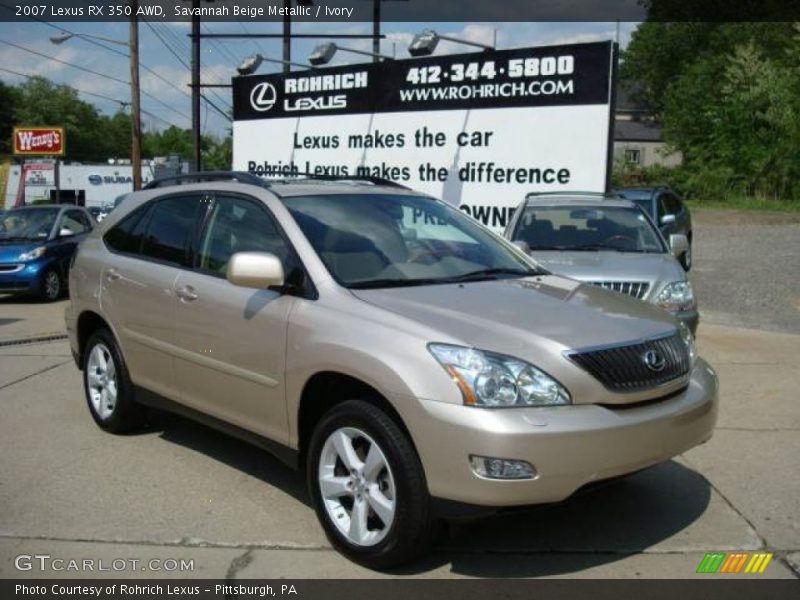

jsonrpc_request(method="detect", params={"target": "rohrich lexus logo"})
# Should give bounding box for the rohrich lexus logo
[642,349,667,372]
[250,82,277,112]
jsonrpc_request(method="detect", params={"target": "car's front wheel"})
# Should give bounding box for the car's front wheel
[307,400,436,569]
[39,268,61,301]
[83,329,144,433]
[681,240,693,271]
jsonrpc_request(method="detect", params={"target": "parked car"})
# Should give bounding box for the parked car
[87,205,113,223]
[504,192,698,333]
[0,204,94,301]
[614,187,693,270]
[65,173,717,568]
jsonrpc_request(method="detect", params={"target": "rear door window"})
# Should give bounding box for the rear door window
[140,196,203,267]
[104,205,150,255]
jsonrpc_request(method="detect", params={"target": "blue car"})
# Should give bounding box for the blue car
[0,205,94,301]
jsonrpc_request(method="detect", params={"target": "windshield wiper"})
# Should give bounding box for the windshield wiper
[564,244,628,252]
[443,267,542,283]
[348,278,442,290]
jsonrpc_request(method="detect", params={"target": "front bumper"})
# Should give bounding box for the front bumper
[406,359,718,507]
[0,261,45,294]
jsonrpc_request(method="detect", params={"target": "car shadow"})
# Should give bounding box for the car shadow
[146,410,711,577]
[146,409,311,507]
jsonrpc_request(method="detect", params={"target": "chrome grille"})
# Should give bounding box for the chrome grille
[0,264,23,273]
[589,281,650,299]
[567,332,690,392]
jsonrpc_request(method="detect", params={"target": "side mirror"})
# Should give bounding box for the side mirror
[227,252,285,290]
[59,227,75,238]
[669,234,689,258]
[512,240,530,254]
[661,214,676,225]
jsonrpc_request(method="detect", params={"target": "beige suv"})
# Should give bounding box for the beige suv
[66,173,718,568]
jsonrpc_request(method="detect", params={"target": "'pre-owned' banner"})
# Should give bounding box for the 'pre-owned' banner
[233,41,616,231]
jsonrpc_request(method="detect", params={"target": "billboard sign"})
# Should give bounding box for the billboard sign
[232,41,616,231]
[13,127,66,156]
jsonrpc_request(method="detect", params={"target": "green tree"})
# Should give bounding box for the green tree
[621,22,800,201]
[0,80,20,157]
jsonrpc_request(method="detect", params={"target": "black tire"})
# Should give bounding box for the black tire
[83,328,144,433]
[307,400,436,569]
[39,268,62,302]
[681,239,693,271]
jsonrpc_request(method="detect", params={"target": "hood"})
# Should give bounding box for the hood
[529,251,685,296]
[0,241,40,263]
[352,275,677,358]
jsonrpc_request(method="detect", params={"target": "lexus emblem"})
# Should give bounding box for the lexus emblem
[642,350,667,372]
[250,82,277,112]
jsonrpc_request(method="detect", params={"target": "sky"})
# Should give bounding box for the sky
[0,20,638,138]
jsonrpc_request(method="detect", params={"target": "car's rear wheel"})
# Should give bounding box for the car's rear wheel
[83,329,144,433]
[307,400,436,569]
[40,269,61,301]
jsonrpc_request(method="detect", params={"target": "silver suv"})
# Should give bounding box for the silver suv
[504,193,698,333]
[65,173,718,568]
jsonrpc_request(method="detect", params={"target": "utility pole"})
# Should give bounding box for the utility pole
[283,0,291,74]
[373,0,380,62]
[130,0,142,190]
[191,0,201,172]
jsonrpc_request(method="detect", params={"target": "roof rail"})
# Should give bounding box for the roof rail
[525,190,622,198]
[143,171,268,190]
[267,172,410,189]
[143,170,410,191]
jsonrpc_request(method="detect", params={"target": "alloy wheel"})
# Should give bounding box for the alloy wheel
[44,271,60,300]
[318,427,396,547]
[87,343,118,420]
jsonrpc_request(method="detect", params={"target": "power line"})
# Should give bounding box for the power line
[145,21,233,114]
[0,4,193,104]
[200,93,232,121]
[0,38,192,123]
[0,66,181,129]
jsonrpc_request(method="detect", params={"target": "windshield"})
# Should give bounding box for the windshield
[0,207,59,242]
[284,194,540,288]
[511,205,666,253]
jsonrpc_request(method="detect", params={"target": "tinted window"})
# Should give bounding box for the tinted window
[197,195,291,275]
[665,194,682,214]
[61,210,92,235]
[657,195,670,220]
[512,205,665,253]
[104,206,149,254]
[140,196,201,266]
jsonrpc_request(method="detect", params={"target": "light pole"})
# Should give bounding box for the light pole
[129,1,142,191]
[50,17,143,191]
[236,54,315,75]
[408,29,495,57]
[308,42,394,66]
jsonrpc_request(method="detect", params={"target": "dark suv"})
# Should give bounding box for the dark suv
[614,187,693,270]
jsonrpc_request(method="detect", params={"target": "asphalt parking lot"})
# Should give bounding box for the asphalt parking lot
[0,210,798,579]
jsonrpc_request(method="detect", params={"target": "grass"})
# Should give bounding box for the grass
[686,197,800,213]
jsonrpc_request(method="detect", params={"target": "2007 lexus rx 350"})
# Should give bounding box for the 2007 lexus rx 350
[65,174,718,568]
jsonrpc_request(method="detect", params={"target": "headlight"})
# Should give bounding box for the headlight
[428,343,571,407]
[678,322,697,368]
[18,246,46,261]
[655,280,695,312]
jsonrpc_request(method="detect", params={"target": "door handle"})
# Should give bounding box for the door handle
[176,286,198,302]
[106,268,121,282]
